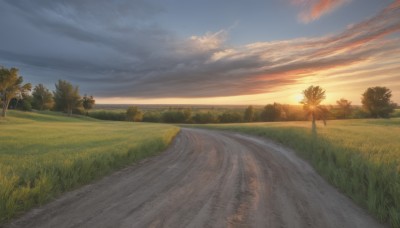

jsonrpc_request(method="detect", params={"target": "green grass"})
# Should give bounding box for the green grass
[0,111,179,223]
[391,109,400,118]
[188,119,400,227]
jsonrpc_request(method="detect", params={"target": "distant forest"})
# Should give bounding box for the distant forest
[88,103,400,124]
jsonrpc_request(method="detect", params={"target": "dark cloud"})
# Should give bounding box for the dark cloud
[0,0,399,99]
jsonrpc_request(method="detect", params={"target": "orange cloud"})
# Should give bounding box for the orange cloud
[388,0,400,9]
[293,0,348,23]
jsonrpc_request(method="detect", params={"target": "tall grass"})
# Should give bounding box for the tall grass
[0,111,179,223]
[192,118,400,227]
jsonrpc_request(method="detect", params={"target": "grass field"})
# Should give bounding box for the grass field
[189,118,400,227]
[0,111,179,223]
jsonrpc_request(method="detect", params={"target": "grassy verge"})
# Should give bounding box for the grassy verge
[0,111,179,223]
[187,118,400,227]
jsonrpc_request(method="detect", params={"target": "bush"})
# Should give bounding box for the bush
[218,111,243,123]
[88,111,126,121]
[21,100,32,111]
[73,107,85,115]
[192,112,218,124]
[161,111,186,123]
[143,111,162,122]
[126,106,143,122]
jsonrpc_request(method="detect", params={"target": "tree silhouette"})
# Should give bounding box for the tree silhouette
[244,105,255,122]
[82,94,95,115]
[336,98,352,119]
[0,67,31,117]
[300,85,326,131]
[261,103,283,122]
[362,86,396,118]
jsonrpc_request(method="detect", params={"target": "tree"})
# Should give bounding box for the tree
[244,105,255,122]
[32,84,54,110]
[161,110,185,123]
[192,112,217,124]
[336,98,352,119]
[0,67,31,117]
[126,106,143,122]
[82,94,95,115]
[9,94,33,111]
[143,111,162,122]
[183,108,192,123]
[361,86,396,118]
[218,111,243,123]
[300,85,326,130]
[53,80,81,116]
[261,103,283,122]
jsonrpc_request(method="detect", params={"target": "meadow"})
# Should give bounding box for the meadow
[0,111,179,223]
[188,118,400,227]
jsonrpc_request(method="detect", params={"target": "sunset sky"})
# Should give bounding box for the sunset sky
[0,0,399,105]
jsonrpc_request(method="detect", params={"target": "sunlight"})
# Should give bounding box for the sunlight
[294,93,304,103]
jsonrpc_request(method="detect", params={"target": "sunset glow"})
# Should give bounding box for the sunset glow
[0,0,399,105]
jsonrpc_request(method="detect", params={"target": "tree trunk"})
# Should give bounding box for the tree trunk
[67,103,71,116]
[311,112,316,131]
[1,99,10,117]
[40,95,43,111]
[1,104,6,117]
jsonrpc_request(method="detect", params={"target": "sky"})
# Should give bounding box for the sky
[0,0,399,105]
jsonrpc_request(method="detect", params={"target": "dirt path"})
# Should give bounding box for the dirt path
[7,128,384,228]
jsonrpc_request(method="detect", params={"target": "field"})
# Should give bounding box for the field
[1,109,399,226]
[0,111,179,223]
[188,118,400,226]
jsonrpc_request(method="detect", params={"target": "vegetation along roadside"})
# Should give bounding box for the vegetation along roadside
[187,118,400,227]
[0,111,179,224]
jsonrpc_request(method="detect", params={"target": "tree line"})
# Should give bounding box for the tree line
[0,66,95,117]
[118,85,397,124]
[1,66,397,123]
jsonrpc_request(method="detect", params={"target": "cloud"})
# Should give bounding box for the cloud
[0,1,399,100]
[189,30,228,51]
[292,0,349,23]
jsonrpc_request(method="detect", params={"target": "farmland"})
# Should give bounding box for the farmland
[188,118,400,226]
[0,111,179,223]
[1,109,398,227]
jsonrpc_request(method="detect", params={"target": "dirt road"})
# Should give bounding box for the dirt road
[8,128,384,228]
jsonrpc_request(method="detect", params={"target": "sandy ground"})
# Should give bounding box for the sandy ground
[6,128,385,228]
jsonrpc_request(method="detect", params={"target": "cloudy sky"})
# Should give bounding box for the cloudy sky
[0,0,399,104]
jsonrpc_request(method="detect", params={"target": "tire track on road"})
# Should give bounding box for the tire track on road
[7,128,385,228]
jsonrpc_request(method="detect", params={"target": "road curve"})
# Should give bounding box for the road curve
[7,128,384,228]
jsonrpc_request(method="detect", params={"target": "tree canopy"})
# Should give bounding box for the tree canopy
[32,84,54,110]
[361,86,396,118]
[244,105,255,122]
[261,103,284,122]
[82,94,95,115]
[336,98,352,119]
[126,106,143,122]
[0,67,31,117]
[300,85,327,130]
[53,80,81,116]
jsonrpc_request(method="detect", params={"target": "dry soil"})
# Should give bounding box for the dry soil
[7,128,385,228]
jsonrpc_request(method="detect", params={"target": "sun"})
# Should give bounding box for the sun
[294,93,304,103]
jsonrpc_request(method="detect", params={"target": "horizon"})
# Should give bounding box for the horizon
[94,102,368,107]
[1,0,399,105]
